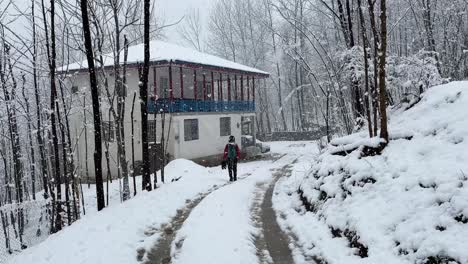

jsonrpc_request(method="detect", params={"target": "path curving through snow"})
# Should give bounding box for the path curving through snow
[256,162,296,264]
[139,142,315,264]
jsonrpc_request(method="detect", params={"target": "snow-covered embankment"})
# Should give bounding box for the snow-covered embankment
[274,81,468,263]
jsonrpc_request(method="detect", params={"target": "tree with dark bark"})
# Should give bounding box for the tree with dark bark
[140,0,152,191]
[80,0,105,211]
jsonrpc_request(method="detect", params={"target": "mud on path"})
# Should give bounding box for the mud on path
[254,161,296,264]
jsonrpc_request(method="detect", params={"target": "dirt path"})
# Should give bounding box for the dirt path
[140,171,253,264]
[254,163,296,264]
[141,154,295,264]
[141,193,208,264]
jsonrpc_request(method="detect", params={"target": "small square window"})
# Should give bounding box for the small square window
[220,117,231,136]
[102,121,115,142]
[184,119,199,141]
[148,120,157,143]
[72,86,79,94]
[117,84,127,97]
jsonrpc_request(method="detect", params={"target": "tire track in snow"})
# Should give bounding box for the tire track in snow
[140,153,290,264]
[140,183,224,264]
[254,159,297,264]
[140,172,255,264]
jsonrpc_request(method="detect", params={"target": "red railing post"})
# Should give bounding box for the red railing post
[219,72,223,101]
[234,75,238,100]
[203,74,207,100]
[193,69,197,100]
[227,75,231,101]
[153,67,157,99]
[211,71,214,100]
[179,66,184,98]
[252,76,255,101]
[240,76,244,101]
[169,63,173,101]
[247,76,250,101]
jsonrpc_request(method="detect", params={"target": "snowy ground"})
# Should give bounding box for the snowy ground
[7,82,465,264]
[6,142,315,264]
[273,81,468,264]
[6,160,226,264]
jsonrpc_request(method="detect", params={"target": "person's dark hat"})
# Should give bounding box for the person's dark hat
[229,135,235,143]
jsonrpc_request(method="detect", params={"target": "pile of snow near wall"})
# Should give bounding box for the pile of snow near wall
[274,81,468,264]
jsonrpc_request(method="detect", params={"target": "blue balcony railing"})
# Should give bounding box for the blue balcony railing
[148,99,255,113]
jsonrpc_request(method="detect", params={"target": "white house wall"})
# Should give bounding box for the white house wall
[172,113,249,160]
[67,67,255,179]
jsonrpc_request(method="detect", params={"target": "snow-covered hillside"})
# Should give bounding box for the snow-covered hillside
[274,81,468,263]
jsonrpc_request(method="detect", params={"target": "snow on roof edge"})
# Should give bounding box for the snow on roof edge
[58,40,269,76]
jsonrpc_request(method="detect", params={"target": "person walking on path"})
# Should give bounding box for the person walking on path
[223,135,240,181]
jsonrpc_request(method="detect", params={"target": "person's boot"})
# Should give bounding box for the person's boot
[229,177,233,181]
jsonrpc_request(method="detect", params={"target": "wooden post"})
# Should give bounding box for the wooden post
[227,75,231,101]
[252,76,255,101]
[203,74,207,100]
[179,66,184,98]
[211,71,214,100]
[247,76,250,101]
[219,72,223,101]
[194,69,198,100]
[153,67,157,99]
[169,63,173,100]
[234,75,238,100]
[241,76,244,101]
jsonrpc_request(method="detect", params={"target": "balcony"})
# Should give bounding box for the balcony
[148,99,255,113]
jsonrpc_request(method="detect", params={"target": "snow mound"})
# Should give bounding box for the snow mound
[274,81,468,264]
[164,159,208,182]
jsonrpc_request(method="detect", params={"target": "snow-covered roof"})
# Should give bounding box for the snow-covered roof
[59,40,269,76]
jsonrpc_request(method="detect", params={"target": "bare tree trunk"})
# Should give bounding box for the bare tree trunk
[140,0,152,191]
[83,97,90,188]
[21,75,37,200]
[119,35,130,201]
[420,0,441,74]
[2,43,25,245]
[80,0,105,211]
[131,92,137,196]
[32,0,49,199]
[357,0,373,137]
[367,0,380,136]
[378,0,389,143]
[56,101,72,225]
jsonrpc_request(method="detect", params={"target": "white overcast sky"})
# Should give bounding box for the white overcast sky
[156,0,211,43]
[5,0,212,46]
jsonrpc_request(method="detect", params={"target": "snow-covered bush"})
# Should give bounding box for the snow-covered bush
[387,50,446,104]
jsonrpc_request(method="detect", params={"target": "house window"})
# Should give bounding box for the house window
[102,121,115,142]
[184,119,199,141]
[220,117,231,136]
[148,120,157,143]
[159,77,169,98]
[71,85,79,94]
[117,84,127,97]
